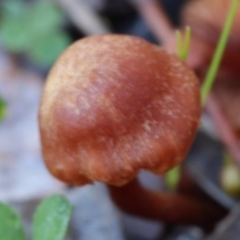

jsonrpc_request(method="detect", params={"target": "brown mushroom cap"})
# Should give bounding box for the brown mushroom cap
[39,34,200,186]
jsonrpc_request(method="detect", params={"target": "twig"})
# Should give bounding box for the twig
[130,0,174,43]
[57,0,110,35]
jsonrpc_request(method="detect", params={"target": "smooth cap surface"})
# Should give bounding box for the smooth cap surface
[39,34,200,186]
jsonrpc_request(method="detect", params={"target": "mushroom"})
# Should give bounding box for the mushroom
[39,34,224,229]
[182,0,240,76]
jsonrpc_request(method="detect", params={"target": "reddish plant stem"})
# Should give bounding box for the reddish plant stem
[206,93,240,167]
[177,168,215,202]
[108,178,226,231]
[131,0,174,43]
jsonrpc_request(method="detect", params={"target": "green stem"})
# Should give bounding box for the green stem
[201,0,239,106]
[176,30,184,60]
[0,96,7,122]
[176,26,191,62]
[182,26,191,61]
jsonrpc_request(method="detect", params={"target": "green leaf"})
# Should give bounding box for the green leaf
[0,15,31,52]
[0,202,26,240]
[33,195,73,240]
[28,31,70,67]
[26,1,64,36]
[1,0,26,18]
[0,1,29,52]
[0,96,7,122]
[0,0,66,55]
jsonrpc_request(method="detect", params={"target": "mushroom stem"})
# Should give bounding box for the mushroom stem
[131,0,174,43]
[108,177,226,230]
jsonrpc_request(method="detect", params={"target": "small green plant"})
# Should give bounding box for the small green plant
[0,0,71,67]
[0,96,7,122]
[0,195,73,240]
[175,26,191,62]
[0,202,25,240]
